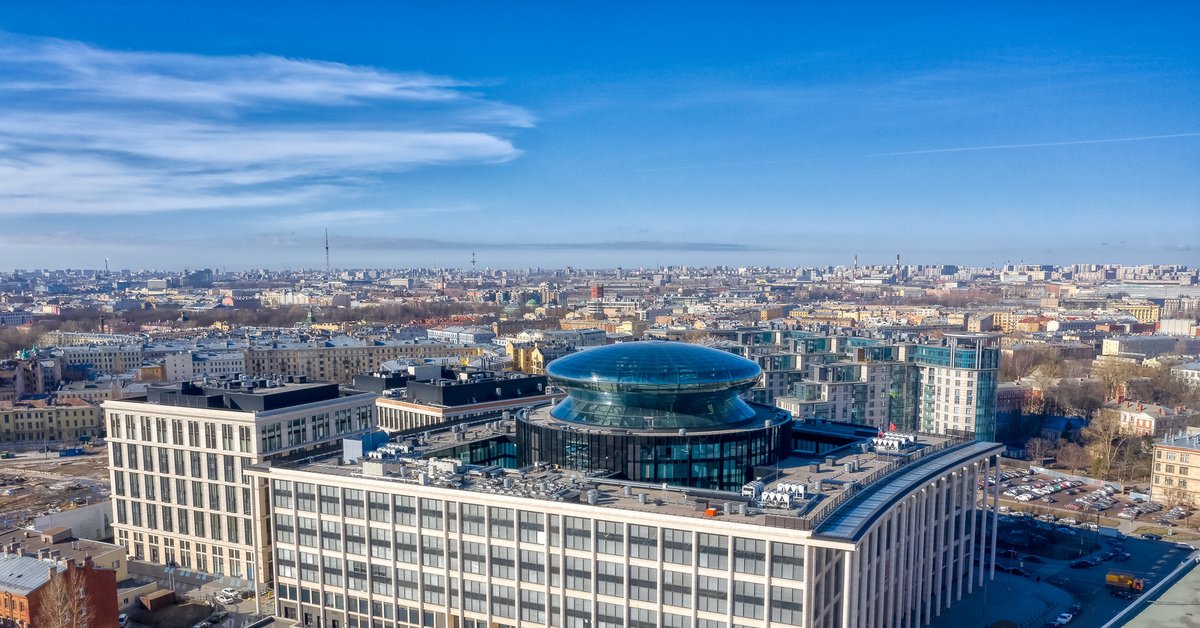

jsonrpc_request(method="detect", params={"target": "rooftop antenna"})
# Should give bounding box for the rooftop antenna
[325,229,331,281]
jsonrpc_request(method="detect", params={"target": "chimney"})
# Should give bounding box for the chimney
[48,566,56,581]
[83,554,93,569]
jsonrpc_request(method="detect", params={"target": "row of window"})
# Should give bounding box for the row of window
[112,444,252,484]
[114,472,252,513]
[271,484,805,576]
[277,569,804,626]
[114,499,253,546]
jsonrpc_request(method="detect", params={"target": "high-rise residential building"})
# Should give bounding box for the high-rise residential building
[770,333,1001,441]
[249,342,1004,628]
[102,377,377,580]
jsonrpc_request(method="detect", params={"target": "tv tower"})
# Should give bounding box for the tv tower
[471,251,477,274]
[325,229,330,280]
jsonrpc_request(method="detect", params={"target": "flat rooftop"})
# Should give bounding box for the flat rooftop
[264,415,996,540]
[123,378,373,412]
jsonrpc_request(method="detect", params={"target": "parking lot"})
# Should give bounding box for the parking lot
[984,468,1197,536]
[931,510,1197,628]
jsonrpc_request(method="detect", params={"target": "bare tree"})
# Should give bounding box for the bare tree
[36,567,94,628]
[1056,443,1092,474]
[1025,437,1055,466]
[1160,485,1195,509]
[1081,409,1127,480]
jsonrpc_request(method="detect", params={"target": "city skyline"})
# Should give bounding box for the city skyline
[1,3,1197,269]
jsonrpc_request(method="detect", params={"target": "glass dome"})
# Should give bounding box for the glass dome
[545,341,763,430]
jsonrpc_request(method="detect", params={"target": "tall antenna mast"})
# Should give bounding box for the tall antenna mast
[471,251,477,274]
[325,229,331,281]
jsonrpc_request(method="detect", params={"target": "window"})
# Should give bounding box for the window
[521,590,546,624]
[698,576,727,613]
[396,568,418,600]
[566,597,591,628]
[699,534,728,569]
[663,613,690,628]
[461,504,484,536]
[520,511,545,544]
[565,517,591,551]
[298,517,317,547]
[420,498,442,530]
[368,492,390,522]
[370,528,392,559]
[490,507,514,540]
[771,542,804,580]
[462,541,486,574]
[320,486,340,515]
[295,483,316,512]
[733,538,766,575]
[596,561,623,597]
[628,565,656,602]
[491,545,515,580]
[565,557,591,592]
[275,514,294,544]
[520,550,545,584]
[299,552,318,582]
[423,573,445,605]
[662,571,692,608]
[323,556,343,587]
[421,535,444,568]
[663,529,692,565]
[597,602,623,628]
[345,524,366,555]
[347,561,368,592]
[463,579,487,613]
[770,586,803,626]
[628,525,657,560]
[629,607,655,628]
[492,584,516,619]
[733,582,764,620]
[395,532,417,563]
[596,521,623,555]
[371,564,393,596]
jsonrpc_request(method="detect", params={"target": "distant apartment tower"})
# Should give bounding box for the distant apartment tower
[102,377,376,579]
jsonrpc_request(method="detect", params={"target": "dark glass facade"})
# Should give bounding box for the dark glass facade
[517,409,790,491]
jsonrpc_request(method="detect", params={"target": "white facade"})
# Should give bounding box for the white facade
[253,442,1003,628]
[102,384,377,581]
[164,351,246,381]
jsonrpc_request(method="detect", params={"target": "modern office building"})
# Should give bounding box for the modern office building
[102,376,377,580]
[771,333,1000,441]
[249,341,1005,628]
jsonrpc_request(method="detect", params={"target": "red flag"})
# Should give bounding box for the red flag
[889,422,897,432]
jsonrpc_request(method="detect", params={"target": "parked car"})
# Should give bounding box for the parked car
[1047,612,1074,626]
[1115,553,1131,562]
[216,594,236,604]
[220,587,241,597]
[1111,589,1134,599]
[1010,567,1031,577]
[1175,542,1194,550]
[119,615,128,628]
[1143,533,1164,541]
[1022,555,1044,563]
[1070,560,1092,568]
[1067,604,1082,616]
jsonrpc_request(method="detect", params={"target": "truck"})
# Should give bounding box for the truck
[1106,571,1144,593]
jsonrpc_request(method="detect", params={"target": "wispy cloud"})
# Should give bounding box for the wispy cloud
[0,33,532,215]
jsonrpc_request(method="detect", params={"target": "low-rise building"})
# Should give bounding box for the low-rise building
[0,398,102,444]
[0,552,120,628]
[1106,397,1195,438]
[366,367,561,433]
[1152,431,1200,506]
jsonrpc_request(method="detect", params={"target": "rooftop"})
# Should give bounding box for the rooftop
[0,553,61,595]
[262,415,991,542]
[121,376,372,412]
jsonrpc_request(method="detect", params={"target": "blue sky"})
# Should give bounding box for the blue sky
[1,2,1197,271]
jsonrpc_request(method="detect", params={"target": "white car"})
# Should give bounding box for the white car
[216,594,236,604]
[1051,612,1074,625]
[220,587,241,597]
[1175,542,1194,550]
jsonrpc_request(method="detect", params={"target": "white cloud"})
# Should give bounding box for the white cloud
[0,33,532,215]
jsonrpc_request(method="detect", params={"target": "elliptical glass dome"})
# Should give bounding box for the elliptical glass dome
[544,340,762,429]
